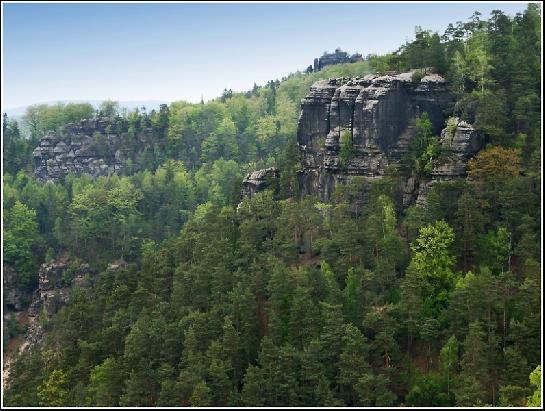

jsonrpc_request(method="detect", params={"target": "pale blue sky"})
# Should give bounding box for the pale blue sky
[2,2,531,109]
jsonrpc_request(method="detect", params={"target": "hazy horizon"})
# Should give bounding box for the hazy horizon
[3,99,170,120]
[3,2,530,109]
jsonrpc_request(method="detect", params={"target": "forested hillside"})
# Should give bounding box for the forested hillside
[2,4,541,407]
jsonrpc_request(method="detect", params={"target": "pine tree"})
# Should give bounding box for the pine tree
[337,324,371,404]
[455,321,489,406]
[190,381,213,407]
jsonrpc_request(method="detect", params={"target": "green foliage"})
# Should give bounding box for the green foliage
[476,226,511,273]
[86,357,125,406]
[190,381,213,407]
[406,372,451,406]
[439,335,459,400]
[2,5,541,408]
[37,369,69,406]
[3,114,33,174]
[410,220,456,314]
[22,102,94,140]
[467,146,522,182]
[4,157,541,408]
[278,137,300,199]
[68,179,143,260]
[98,100,120,118]
[411,69,425,84]
[337,324,371,404]
[404,112,439,177]
[455,320,489,406]
[498,384,529,407]
[339,130,355,170]
[3,201,40,289]
[378,5,540,157]
[527,365,542,407]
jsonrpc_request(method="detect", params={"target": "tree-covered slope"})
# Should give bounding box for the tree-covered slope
[2,4,541,407]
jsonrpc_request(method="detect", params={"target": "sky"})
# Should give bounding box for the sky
[2,2,532,109]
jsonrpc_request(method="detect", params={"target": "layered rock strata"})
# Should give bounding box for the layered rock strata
[33,118,154,181]
[297,71,452,201]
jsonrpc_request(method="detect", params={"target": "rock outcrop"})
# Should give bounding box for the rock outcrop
[413,118,484,205]
[297,71,452,201]
[13,258,128,353]
[32,117,155,182]
[430,119,483,180]
[27,259,93,318]
[240,71,484,207]
[241,167,280,199]
[23,258,96,350]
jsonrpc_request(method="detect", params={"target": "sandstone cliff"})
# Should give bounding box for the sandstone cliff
[296,71,452,200]
[19,258,95,350]
[32,118,156,181]
[242,71,483,207]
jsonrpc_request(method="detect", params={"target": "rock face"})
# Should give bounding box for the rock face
[313,48,364,72]
[413,118,484,205]
[431,119,483,180]
[22,258,96,350]
[297,71,452,201]
[241,167,280,199]
[32,117,154,182]
[16,259,129,352]
[28,259,95,318]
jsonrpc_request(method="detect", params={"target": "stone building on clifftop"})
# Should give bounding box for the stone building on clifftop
[312,48,364,72]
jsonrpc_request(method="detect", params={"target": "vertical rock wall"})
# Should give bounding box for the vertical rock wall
[296,71,453,201]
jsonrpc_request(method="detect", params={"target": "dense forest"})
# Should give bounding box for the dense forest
[2,5,542,407]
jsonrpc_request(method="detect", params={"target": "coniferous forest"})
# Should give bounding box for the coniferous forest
[2,4,542,407]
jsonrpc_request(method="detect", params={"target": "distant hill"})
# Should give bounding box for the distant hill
[3,100,170,121]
